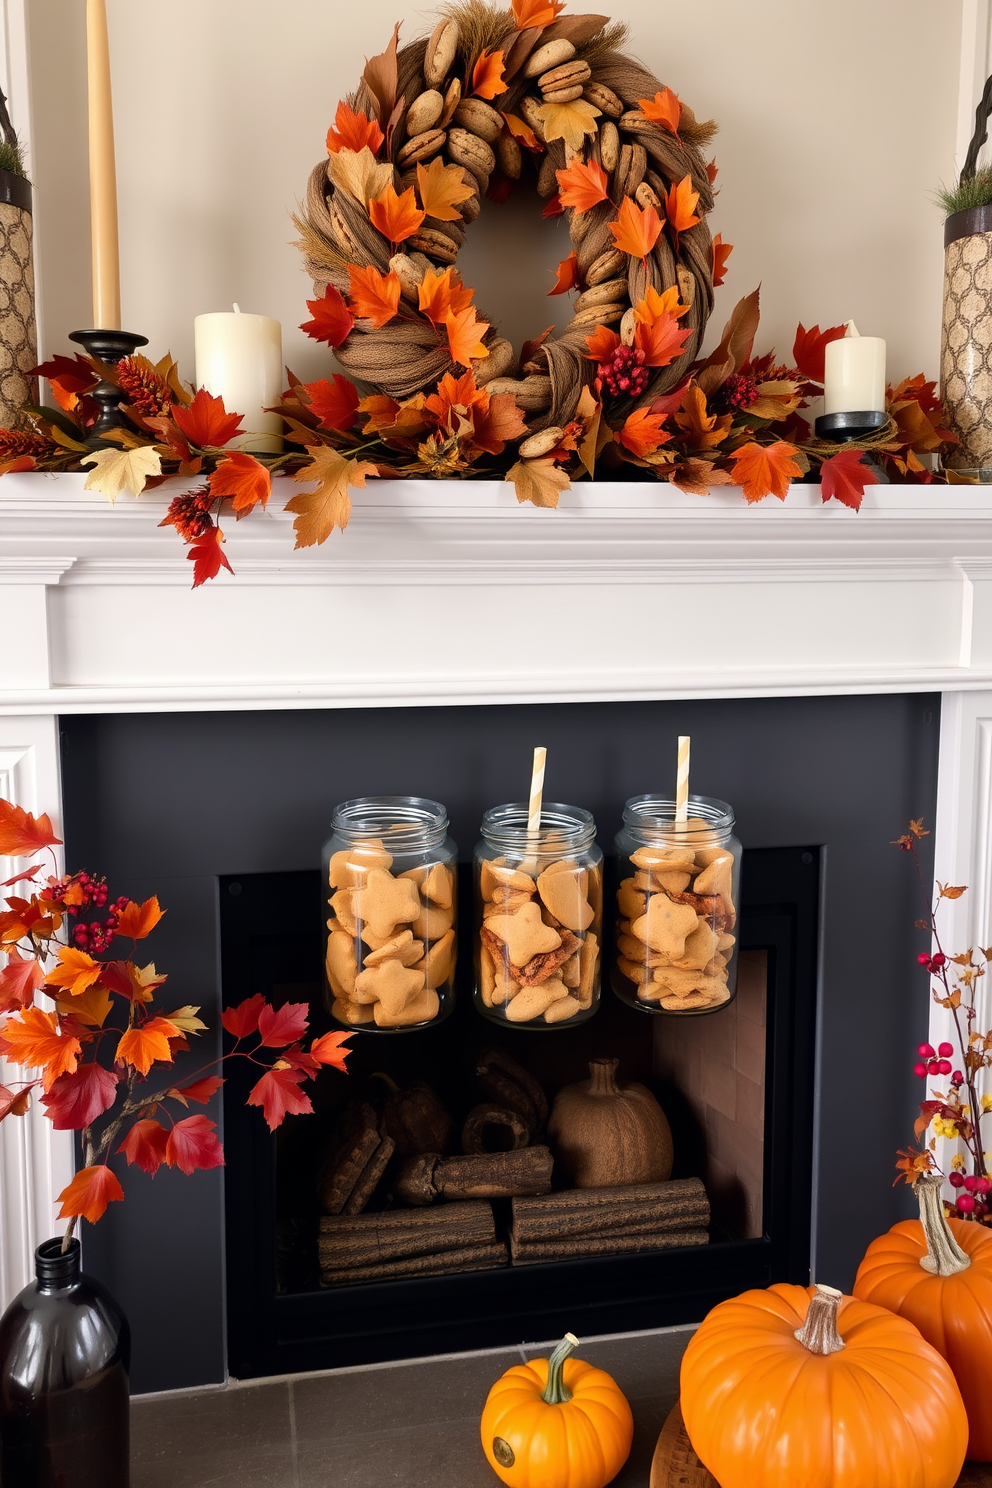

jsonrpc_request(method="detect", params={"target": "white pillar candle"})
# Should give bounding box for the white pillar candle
[194,306,283,453]
[822,321,886,415]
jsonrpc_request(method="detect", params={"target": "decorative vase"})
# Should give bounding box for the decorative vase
[940,203,992,471]
[0,166,36,428]
[0,1236,130,1488]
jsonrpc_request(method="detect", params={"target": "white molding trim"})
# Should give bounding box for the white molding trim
[0,714,72,1312]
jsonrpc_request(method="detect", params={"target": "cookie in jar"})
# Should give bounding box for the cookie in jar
[475,803,602,1026]
[612,795,740,1015]
[323,796,457,1031]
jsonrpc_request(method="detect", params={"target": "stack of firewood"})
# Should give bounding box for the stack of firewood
[319,1200,506,1286]
[508,1177,711,1265]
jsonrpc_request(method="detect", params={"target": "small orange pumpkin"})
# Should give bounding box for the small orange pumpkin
[854,1171,992,1460]
[680,1281,967,1488]
[480,1333,633,1488]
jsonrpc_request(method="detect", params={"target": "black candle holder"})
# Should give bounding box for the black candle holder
[68,328,149,444]
[813,409,888,442]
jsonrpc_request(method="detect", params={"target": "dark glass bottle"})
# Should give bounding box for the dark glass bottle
[0,1236,130,1488]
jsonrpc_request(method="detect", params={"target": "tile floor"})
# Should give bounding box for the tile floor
[130,1324,692,1488]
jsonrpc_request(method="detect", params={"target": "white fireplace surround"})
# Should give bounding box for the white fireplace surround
[2,473,992,1308]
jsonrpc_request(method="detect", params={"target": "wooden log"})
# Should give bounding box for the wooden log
[316,1100,381,1214]
[319,1200,496,1267]
[321,1241,508,1287]
[461,1102,532,1154]
[511,1178,709,1243]
[394,1146,554,1205]
[341,1131,395,1215]
[509,1228,709,1264]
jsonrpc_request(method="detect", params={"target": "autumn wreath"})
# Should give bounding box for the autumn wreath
[0,0,959,581]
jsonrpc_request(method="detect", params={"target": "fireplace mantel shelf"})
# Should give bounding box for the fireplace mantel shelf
[3,473,992,711]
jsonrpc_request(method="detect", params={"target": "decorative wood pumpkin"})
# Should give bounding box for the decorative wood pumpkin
[372,1073,452,1158]
[680,1282,968,1488]
[481,1333,633,1488]
[548,1058,673,1188]
[854,1171,992,1461]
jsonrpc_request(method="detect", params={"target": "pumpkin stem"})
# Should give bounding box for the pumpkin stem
[794,1284,845,1355]
[587,1059,619,1096]
[915,1173,971,1276]
[369,1072,400,1092]
[541,1333,578,1404]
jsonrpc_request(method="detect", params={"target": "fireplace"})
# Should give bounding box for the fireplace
[219,847,817,1376]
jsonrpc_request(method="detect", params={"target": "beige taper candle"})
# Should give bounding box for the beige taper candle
[86,0,121,329]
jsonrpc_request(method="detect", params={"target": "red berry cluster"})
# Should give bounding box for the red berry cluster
[597,345,648,399]
[47,871,109,912]
[913,1040,958,1079]
[917,950,947,973]
[716,372,758,413]
[163,490,215,542]
[72,895,130,953]
[948,1171,991,1215]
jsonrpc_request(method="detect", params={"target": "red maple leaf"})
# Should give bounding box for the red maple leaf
[165,1113,225,1174]
[119,1118,170,1175]
[247,1066,314,1130]
[310,1030,353,1072]
[257,1001,310,1048]
[0,950,45,1013]
[0,1083,33,1120]
[170,1075,224,1105]
[819,446,880,511]
[172,388,243,448]
[42,1062,118,1131]
[300,286,356,347]
[0,800,62,856]
[542,192,564,219]
[32,354,98,401]
[303,375,360,431]
[793,322,847,385]
[222,993,267,1039]
[188,526,234,588]
[56,1164,124,1223]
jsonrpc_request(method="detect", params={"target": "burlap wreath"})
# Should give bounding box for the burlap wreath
[298,3,717,432]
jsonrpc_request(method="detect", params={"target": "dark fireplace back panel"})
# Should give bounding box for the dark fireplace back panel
[220,851,816,1377]
[60,695,939,1392]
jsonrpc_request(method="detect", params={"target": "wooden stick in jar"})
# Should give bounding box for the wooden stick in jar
[527,746,547,836]
[675,735,690,826]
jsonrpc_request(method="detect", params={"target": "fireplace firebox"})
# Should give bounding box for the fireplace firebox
[220,846,817,1378]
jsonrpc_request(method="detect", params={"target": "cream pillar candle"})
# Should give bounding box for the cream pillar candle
[823,322,886,414]
[194,306,283,453]
[86,0,120,329]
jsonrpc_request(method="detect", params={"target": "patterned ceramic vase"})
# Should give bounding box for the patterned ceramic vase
[941,204,992,471]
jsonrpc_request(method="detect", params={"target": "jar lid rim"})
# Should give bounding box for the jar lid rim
[622,793,735,833]
[481,801,597,844]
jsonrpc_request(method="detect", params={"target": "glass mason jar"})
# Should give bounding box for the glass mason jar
[612,795,741,1016]
[323,796,457,1032]
[475,802,603,1027]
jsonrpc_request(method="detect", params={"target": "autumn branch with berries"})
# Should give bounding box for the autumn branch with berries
[0,799,351,1239]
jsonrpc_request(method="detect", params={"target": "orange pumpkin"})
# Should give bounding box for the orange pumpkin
[680,1281,967,1488]
[480,1333,633,1488]
[854,1171,992,1460]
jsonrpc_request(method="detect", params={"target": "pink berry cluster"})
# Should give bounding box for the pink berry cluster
[913,1040,962,1082]
[949,1170,991,1215]
[597,345,649,400]
[72,894,130,953]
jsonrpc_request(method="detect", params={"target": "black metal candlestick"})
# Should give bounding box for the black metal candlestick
[814,409,888,441]
[68,327,148,443]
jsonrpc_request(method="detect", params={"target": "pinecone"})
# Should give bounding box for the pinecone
[598,344,648,400]
[116,355,172,416]
[161,490,215,541]
[0,428,56,459]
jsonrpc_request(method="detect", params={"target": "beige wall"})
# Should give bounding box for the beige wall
[25,0,963,388]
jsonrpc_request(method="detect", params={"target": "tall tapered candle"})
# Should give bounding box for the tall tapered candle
[85,0,120,329]
[675,735,690,825]
[528,747,547,836]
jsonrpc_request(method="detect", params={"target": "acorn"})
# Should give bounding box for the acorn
[523,38,576,78]
[424,18,459,88]
[397,128,446,168]
[519,426,565,458]
[453,97,503,144]
[407,226,460,264]
[583,81,623,118]
[599,121,620,173]
[497,132,523,179]
[406,89,444,136]
[447,127,496,186]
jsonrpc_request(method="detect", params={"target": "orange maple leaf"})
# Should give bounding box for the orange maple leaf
[348,265,401,328]
[711,233,733,288]
[57,1164,124,1225]
[113,896,165,941]
[418,267,475,327]
[549,252,580,296]
[116,1015,181,1077]
[0,800,61,857]
[555,158,609,213]
[44,946,102,998]
[471,47,507,100]
[0,1006,81,1089]
[634,285,690,324]
[729,440,802,503]
[618,408,673,458]
[634,312,693,369]
[664,175,700,245]
[511,0,564,28]
[445,307,490,368]
[585,324,621,362]
[326,100,384,157]
[609,198,663,259]
[425,370,489,422]
[638,87,681,135]
[675,384,732,448]
[369,183,426,245]
[209,452,272,514]
[416,158,475,222]
[502,112,541,151]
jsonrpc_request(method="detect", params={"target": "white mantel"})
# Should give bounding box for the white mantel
[4,474,992,711]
